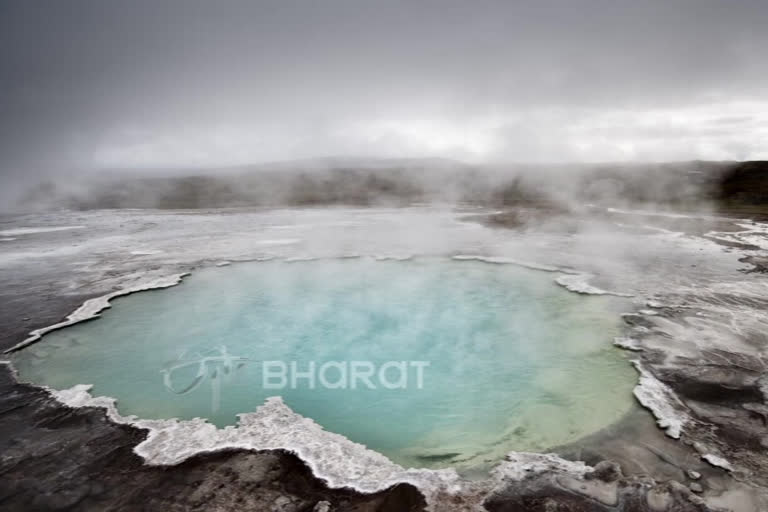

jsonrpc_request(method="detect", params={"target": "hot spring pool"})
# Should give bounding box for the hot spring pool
[13,258,635,474]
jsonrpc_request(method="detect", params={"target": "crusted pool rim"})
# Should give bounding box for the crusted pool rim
[2,254,720,511]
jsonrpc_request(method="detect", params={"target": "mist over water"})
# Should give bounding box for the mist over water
[1,2,768,510]
[13,258,634,474]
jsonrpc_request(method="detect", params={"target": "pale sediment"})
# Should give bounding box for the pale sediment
[1,206,768,510]
[3,272,190,354]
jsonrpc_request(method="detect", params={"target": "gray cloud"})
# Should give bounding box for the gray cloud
[1,0,767,200]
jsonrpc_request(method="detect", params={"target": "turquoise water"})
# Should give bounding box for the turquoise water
[13,258,634,473]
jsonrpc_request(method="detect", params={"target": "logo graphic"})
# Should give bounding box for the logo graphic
[161,345,250,412]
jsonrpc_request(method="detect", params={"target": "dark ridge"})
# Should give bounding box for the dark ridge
[12,159,768,218]
[666,378,763,405]
[718,161,768,205]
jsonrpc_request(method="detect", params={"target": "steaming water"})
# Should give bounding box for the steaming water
[13,258,634,474]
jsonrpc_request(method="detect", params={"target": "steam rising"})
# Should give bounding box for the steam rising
[9,159,749,215]
[1,1,767,207]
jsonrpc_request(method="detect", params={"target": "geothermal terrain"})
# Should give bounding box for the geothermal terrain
[1,160,768,512]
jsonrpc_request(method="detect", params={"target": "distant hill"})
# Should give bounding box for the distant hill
[717,161,768,211]
[13,159,768,217]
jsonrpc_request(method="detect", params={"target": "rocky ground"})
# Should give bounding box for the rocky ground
[473,207,768,512]
[0,205,766,511]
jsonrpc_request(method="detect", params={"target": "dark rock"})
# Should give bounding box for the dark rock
[586,461,623,483]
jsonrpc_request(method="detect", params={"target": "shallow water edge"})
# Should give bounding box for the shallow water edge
[3,254,662,508]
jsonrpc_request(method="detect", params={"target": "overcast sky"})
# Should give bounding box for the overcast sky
[1,0,767,189]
